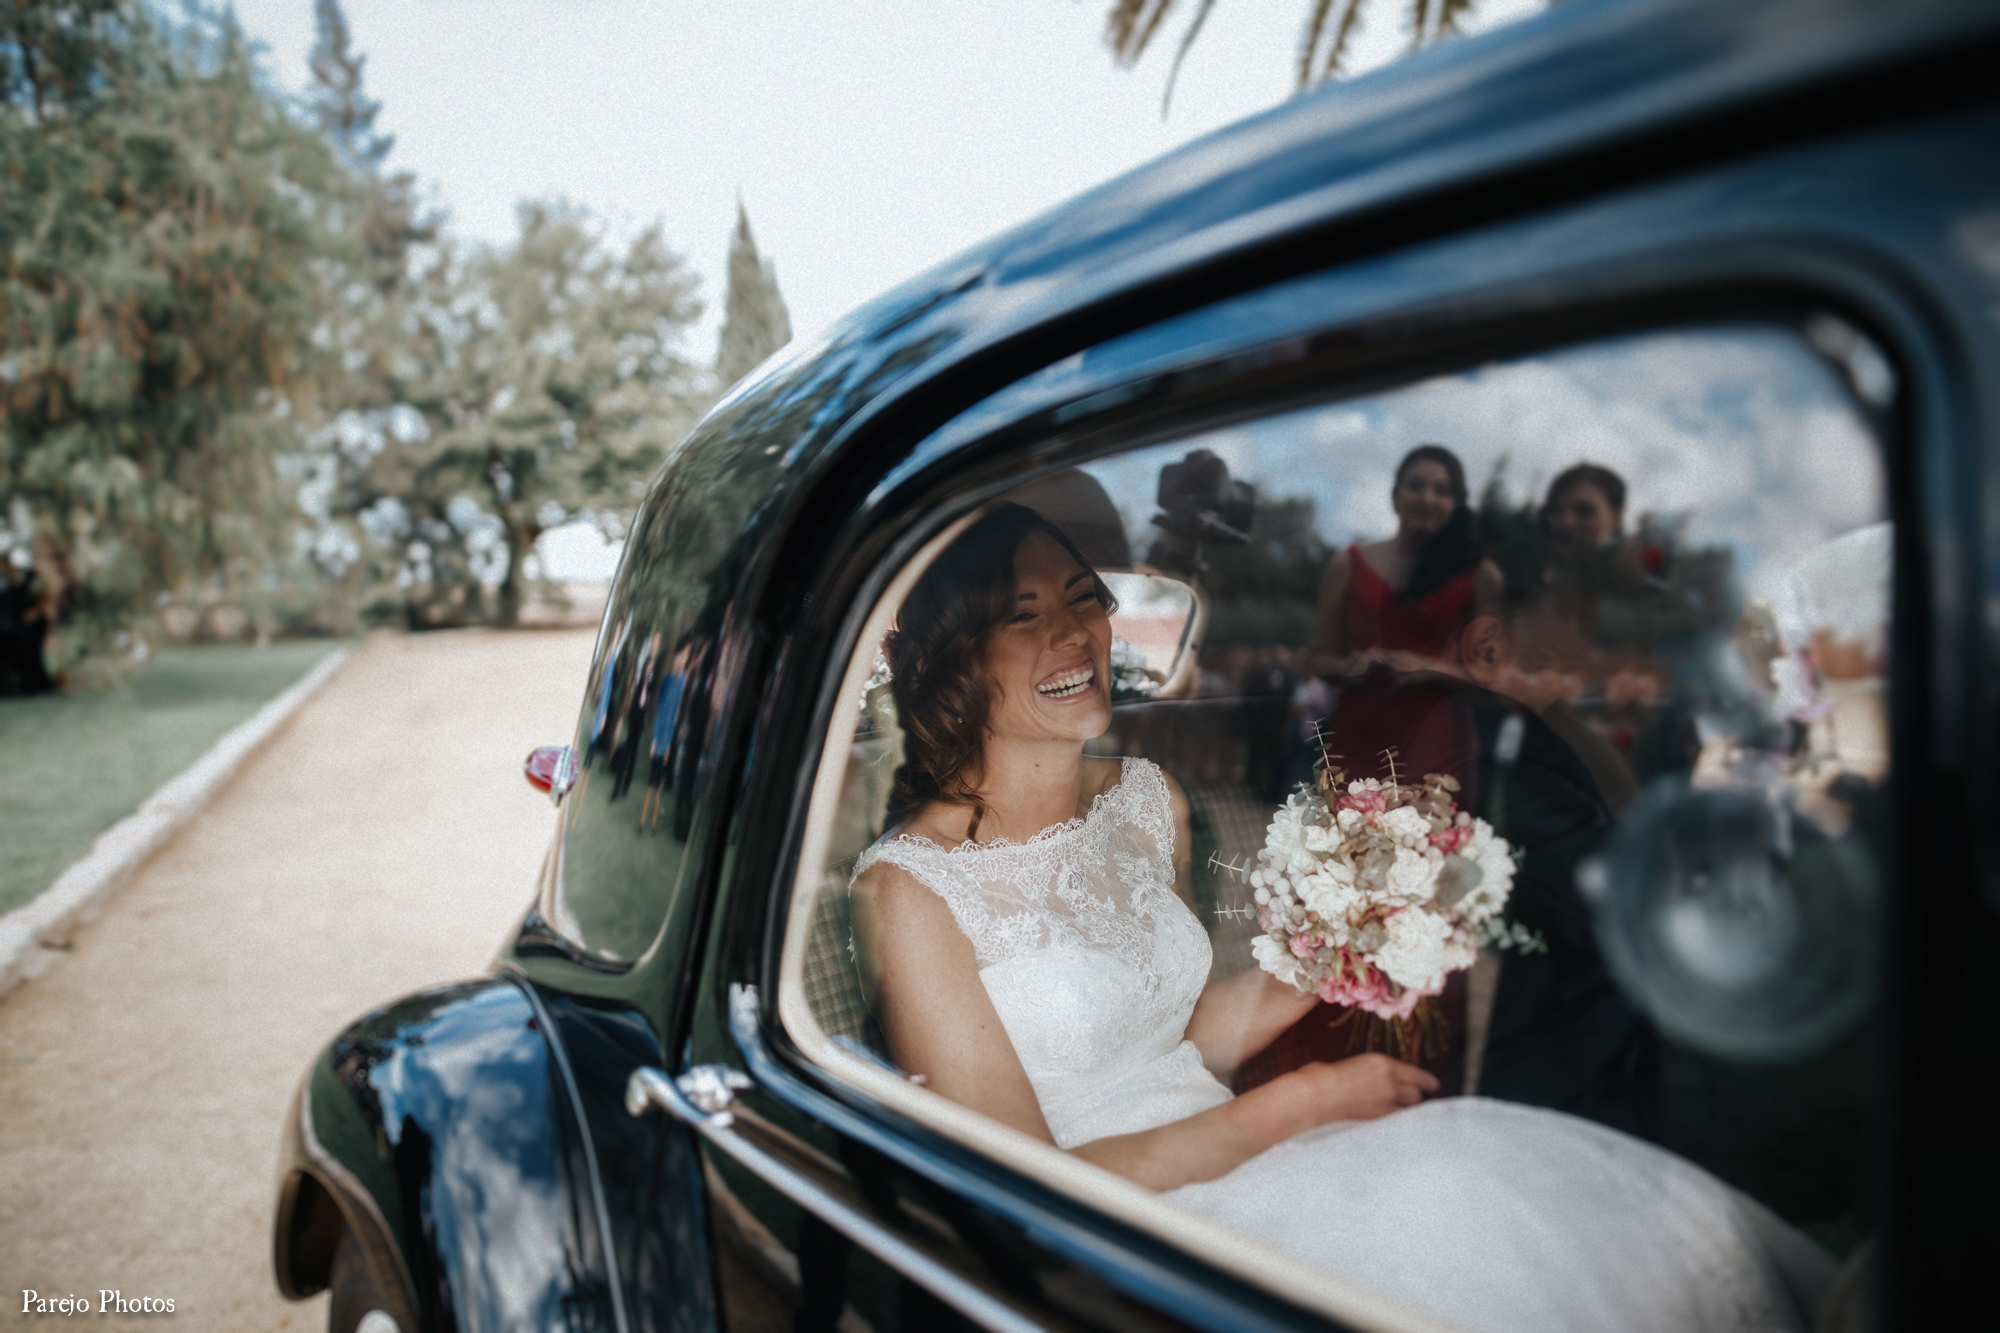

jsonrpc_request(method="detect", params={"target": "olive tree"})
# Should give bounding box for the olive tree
[385,202,708,625]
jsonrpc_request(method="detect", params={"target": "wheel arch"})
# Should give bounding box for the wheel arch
[270,977,621,1332]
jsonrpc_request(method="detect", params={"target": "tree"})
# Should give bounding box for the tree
[2,1,340,683]
[1149,493,1330,646]
[714,203,791,392]
[289,0,439,631]
[308,0,388,172]
[1107,0,1487,112]
[308,0,429,298]
[384,201,708,626]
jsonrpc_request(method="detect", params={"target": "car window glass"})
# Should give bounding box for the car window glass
[783,320,1890,1314]
[539,456,749,965]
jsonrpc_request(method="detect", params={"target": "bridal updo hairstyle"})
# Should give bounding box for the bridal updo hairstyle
[884,502,1115,836]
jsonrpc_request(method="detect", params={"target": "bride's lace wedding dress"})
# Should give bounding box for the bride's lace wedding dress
[856,759,1838,1332]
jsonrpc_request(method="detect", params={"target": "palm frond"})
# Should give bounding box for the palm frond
[1435,0,1477,39]
[1108,0,1178,65]
[1296,0,1336,88]
[1114,0,1490,106]
[1160,0,1217,115]
[1132,0,1182,63]
[1410,0,1441,50]
[1106,0,1148,59]
[1310,0,1369,85]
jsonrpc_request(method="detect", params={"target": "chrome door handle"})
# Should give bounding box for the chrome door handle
[627,1055,1043,1331]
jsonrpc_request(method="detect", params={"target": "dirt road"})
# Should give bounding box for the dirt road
[0,627,597,1327]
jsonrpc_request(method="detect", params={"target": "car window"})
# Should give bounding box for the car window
[536,449,761,967]
[779,319,1890,1322]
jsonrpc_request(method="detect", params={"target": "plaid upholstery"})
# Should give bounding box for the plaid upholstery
[1186,781,1272,982]
[801,876,870,1042]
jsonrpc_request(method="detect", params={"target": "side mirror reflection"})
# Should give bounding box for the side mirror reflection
[1101,572,1202,700]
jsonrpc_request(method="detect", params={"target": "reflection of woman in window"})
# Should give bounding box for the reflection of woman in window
[1312,444,1502,672]
[1543,462,1627,554]
[1541,461,1678,621]
[851,502,1832,1332]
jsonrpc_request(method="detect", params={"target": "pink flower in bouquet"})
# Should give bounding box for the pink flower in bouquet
[1335,783,1388,818]
[1244,761,1531,1030]
[1316,958,1432,1020]
[1430,825,1473,856]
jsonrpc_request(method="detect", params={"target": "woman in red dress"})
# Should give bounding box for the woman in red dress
[1276,447,1506,1096]
[1312,444,1502,672]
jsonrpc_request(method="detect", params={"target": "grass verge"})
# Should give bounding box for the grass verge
[0,640,348,915]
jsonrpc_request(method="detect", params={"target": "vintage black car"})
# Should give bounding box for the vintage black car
[272,0,2000,1327]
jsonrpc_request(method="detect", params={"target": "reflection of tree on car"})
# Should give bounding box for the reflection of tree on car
[1476,468,1746,797]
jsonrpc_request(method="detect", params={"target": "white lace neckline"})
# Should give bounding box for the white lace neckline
[883,757,1137,855]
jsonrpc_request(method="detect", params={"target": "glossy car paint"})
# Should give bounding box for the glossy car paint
[275,0,2000,1326]
[272,978,705,1332]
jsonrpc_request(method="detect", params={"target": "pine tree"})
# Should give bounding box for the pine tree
[308,0,390,172]
[292,0,449,631]
[2,2,340,683]
[715,203,792,392]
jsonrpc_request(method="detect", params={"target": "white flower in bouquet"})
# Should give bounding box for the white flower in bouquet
[1377,904,1469,992]
[1241,757,1540,1024]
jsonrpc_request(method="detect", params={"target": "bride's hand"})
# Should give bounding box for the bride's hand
[1229,1053,1438,1150]
[1291,1054,1440,1127]
[1226,1054,1438,1151]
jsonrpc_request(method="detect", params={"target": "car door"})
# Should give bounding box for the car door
[623,24,1997,1333]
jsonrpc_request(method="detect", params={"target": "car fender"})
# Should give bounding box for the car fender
[272,977,621,1331]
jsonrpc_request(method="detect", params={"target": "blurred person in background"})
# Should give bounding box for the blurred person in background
[1456,587,1643,812]
[1543,463,1628,555]
[1536,462,1699,791]
[1313,445,1502,673]
[1242,577,1660,1138]
[0,560,55,696]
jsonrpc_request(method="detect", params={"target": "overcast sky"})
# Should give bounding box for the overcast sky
[226,0,1541,578]
[230,0,1541,350]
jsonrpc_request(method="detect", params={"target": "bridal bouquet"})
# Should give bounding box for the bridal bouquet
[1245,758,1536,1023]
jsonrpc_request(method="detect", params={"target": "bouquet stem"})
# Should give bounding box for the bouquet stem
[1329,995,1451,1066]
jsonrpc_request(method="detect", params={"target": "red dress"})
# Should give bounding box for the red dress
[1341,544,1479,658]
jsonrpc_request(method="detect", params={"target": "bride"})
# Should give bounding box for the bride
[850,503,1836,1332]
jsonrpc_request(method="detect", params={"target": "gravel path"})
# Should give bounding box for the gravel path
[0,627,596,1327]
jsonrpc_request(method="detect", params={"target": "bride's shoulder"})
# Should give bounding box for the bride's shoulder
[1080,755,1125,801]
[852,826,953,907]
[1099,757,1190,842]
[1100,754,1179,800]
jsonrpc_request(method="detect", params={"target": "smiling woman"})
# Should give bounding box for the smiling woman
[874,504,1120,847]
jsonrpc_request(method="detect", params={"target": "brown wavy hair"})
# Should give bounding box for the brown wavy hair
[883,502,1115,838]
